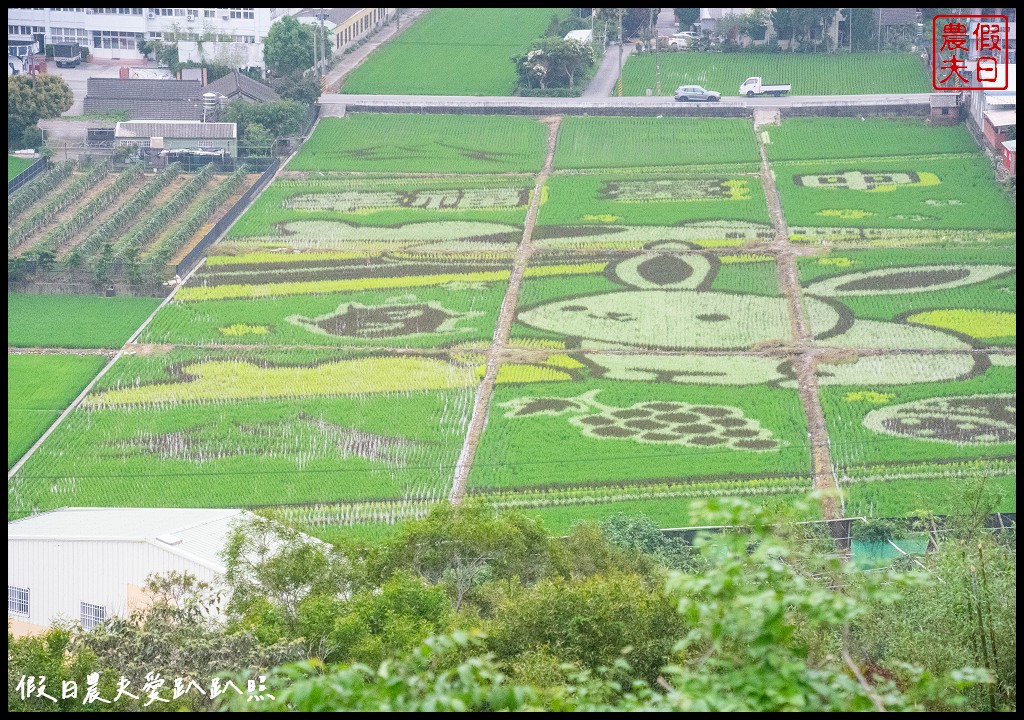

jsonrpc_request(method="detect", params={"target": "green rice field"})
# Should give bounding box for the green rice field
[341,8,570,96]
[8,354,107,468]
[8,155,33,180]
[621,52,931,97]
[8,116,1015,535]
[7,294,162,349]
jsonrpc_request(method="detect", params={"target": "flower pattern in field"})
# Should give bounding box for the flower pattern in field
[500,390,779,451]
[863,394,1016,445]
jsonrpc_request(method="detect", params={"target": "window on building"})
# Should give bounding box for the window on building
[90,8,143,15]
[91,30,144,49]
[50,27,90,43]
[229,8,255,20]
[234,34,255,44]
[204,9,215,18]
[8,586,30,616]
[148,31,162,38]
[80,602,106,630]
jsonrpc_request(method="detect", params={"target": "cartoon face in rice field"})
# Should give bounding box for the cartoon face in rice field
[516,250,1014,387]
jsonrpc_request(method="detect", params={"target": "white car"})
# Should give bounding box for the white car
[668,31,699,47]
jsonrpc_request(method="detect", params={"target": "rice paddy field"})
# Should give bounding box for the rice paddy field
[341,8,570,96]
[8,294,162,349]
[8,113,1015,537]
[621,52,931,97]
[8,354,107,468]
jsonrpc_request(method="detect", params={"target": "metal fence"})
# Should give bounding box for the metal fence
[8,156,48,194]
[175,158,281,277]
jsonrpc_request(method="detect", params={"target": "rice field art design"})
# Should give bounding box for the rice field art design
[287,299,483,340]
[863,394,1016,446]
[515,252,1000,361]
[793,170,939,191]
[500,391,779,451]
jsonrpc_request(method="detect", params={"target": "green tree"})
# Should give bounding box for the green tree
[379,502,555,611]
[512,37,595,91]
[263,16,331,77]
[224,99,307,140]
[241,121,274,157]
[675,8,700,29]
[487,572,683,682]
[8,625,101,712]
[8,74,74,147]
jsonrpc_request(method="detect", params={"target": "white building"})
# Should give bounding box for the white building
[6,8,301,67]
[7,507,255,637]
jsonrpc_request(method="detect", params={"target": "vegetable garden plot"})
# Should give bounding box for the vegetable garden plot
[844,472,1015,520]
[229,176,535,238]
[8,354,107,469]
[145,253,511,349]
[468,353,810,491]
[775,156,1016,231]
[341,8,569,96]
[511,252,786,351]
[621,52,930,97]
[762,119,977,162]
[553,117,760,170]
[8,348,479,514]
[819,355,1015,476]
[539,173,771,227]
[288,115,550,174]
[8,294,162,349]
[799,249,1016,349]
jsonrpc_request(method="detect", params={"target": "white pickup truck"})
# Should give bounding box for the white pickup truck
[739,77,791,97]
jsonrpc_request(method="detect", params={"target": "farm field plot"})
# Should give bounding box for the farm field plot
[8,155,33,180]
[468,354,810,490]
[9,163,260,286]
[800,248,1016,349]
[144,253,511,349]
[8,293,161,349]
[8,354,107,468]
[553,117,760,170]
[844,471,1016,520]
[776,156,1017,231]
[511,252,785,350]
[228,175,534,238]
[538,172,770,227]
[820,354,1015,476]
[8,348,480,515]
[341,8,568,96]
[621,52,930,97]
[762,118,978,162]
[288,115,550,174]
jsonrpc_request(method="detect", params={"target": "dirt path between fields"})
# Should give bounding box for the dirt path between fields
[449,116,562,503]
[756,128,843,525]
[8,346,117,356]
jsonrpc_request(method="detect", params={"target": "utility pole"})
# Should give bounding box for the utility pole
[653,9,660,95]
[617,8,624,97]
[312,10,319,85]
[877,8,881,52]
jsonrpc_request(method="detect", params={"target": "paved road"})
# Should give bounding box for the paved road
[582,42,636,98]
[322,92,932,113]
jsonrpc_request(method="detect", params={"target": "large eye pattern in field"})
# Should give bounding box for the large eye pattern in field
[863,394,1016,445]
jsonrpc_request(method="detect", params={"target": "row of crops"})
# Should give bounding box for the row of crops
[7,160,257,287]
[9,114,1014,537]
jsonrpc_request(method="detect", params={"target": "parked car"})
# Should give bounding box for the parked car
[668,31,698,47]
[674,84,721,102]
